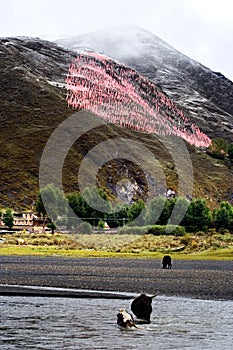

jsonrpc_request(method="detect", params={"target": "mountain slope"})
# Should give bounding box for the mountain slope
[0,37,76,208]
[0,35,232,210]
[56,25,233,142]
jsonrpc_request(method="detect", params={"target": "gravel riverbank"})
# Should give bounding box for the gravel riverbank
[0,256,232,300]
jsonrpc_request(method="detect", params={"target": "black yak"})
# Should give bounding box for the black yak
[162,255,172,269]
[131,294,157,323]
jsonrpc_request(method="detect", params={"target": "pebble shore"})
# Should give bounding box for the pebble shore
[0,256,232,300]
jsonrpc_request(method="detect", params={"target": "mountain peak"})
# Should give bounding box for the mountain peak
[55,24,172,60]
[56,28,233,141]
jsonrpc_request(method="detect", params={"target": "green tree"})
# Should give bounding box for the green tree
[67,192,88,226]
[213,201,233,230]
[158,198,176,225]
[182,198,211,232]
[47,222,56,234]
[38,184,68,227]
[82,187,111,218]
[167,197,190,226]
[228,144,233,160]
[127,199,145,225]
[145,196,166,225]
[35,193,47,217]
[106,203,129,227]
[3,208,14,229]
[67,187,111,227]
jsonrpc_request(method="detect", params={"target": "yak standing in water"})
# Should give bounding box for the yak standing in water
[162,255,172,269]
[131,294,157,323]
[117,309,138,329]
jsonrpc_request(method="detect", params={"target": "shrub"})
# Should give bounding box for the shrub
[148,225,185,236]
[117,225,152,235]
[180,233,192,246]
[97,219,105,229]
[218,228,231,235]
[78,222,92,234]
[118,225,185,236]
[228,144,233,160]
[207,228,218,235]
[213,201,233,230]
[191,239,199,249]
[207,138,228,159]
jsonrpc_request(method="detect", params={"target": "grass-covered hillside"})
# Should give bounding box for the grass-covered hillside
[0,37,232,210]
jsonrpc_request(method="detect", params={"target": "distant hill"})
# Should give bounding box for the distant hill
[0,31,232,210]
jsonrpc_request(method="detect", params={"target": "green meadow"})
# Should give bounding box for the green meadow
[0,231,233,260]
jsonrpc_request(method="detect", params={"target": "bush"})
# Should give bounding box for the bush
[228,144,233,160]
[148,225,185,236]
[118,224,185,236]
[207,228,218,236]
[180,233,192,246]
[97,219,105,229]
[117,225,152,235]
[78,222,92,234]
[213,201,233,230]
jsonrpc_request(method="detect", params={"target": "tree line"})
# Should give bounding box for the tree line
[34,184,233,233]
[1,184,232,233]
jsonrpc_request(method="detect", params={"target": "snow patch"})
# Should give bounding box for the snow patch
[47,80,66,88]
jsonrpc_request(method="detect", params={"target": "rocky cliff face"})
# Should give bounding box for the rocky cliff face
[56,25,233,141]
[0,36,75,82]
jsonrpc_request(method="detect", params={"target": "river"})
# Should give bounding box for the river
[1,293,233,349]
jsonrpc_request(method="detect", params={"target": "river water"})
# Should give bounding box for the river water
[1,294,233,350]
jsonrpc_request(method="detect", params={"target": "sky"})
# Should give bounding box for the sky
[1,0,233,81]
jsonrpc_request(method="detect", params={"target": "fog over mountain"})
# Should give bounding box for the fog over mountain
[56,25,233,142]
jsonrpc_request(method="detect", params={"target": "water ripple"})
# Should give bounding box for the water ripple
[0,295,233,349]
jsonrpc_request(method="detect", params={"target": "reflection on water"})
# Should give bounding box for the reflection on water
[1,294,233,349]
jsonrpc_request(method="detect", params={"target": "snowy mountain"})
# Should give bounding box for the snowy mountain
[0,33,233,208]
[56,25,233,141]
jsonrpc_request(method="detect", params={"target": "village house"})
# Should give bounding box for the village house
[0,210,49,233]
[13,211,34,227]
